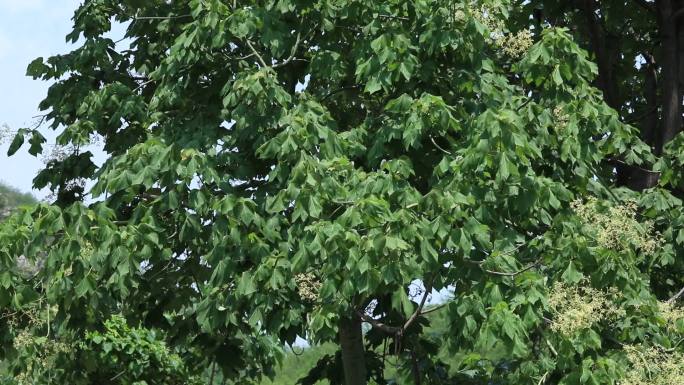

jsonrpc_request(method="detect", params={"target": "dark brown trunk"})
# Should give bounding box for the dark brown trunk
[339,315,367,385]
[580,0,619,109]
[411,350,422,385]
[642,54,662,188]
[656,0,683,154]
[618,54,660,190]
[643,54,660,148]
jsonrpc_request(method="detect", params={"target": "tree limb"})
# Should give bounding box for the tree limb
[403,283,432,330]
[356,311,402,334]
[135,15,192,20]
[667,286,684,303]
[245,40,269,68]
[272,30,302,69]
[358,281,433,336]
[484,260,541,277]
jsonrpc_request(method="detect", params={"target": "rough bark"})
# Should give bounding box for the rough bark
[339,315,367,385]
[618,54,660,190]
[578,0,651,189]
[580,0,620,109]
[656,0,683,155]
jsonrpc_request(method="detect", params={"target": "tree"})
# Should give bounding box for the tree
[0,182,36,220]
[1,1,684,384]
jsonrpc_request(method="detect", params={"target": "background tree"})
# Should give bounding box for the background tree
[0,182,35,220]
[1,1,684,385]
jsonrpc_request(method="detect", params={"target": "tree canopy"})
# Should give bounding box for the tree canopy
[0,183,36,219]
[2,1,684,385]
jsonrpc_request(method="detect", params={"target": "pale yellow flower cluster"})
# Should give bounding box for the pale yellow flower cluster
[572,198,662,254]
[622,345,684,385]
[657,301,684,331]
[295,273,322,303]
[9,305,71,385]
[471,5,505,33]
[553,105,569,131]
[496,29,534,59]
[548,281,625,336]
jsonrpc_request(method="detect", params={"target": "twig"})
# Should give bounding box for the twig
[359,281,434,337]
[378,14,410,21]
[133,79,155,92]
[289,343,305,356]
[430,136,452,155]
[545,338,558,357]
[537,371,549,385]
[419,301,449,316]
[135,15,192,20]
[667,286,684,303]
[111,370,126,381]
[484,259,541,277]
[623,105,658,124]
[356,311,402,334]
[321,85,360,101]
[403,283,432,330]
[245,40,269,68]
[607,158,660,175]
[272,30,302,69]
[661,337,684,352]
[209,362,216,385]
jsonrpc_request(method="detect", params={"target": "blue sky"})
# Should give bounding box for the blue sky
[0,0,85,198]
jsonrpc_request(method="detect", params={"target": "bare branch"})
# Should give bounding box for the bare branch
[358,281,434,336]
[667,286,684,303]
[403,283,432,330]
[135,15,192,20]
[484,260,541,277]
[430,136,452,155]
[419,301,449,316]
[356,311,402,334]
[272,30,302,69]
[545,338,558,357]
[246,40,269,68]
[378,14,409,21]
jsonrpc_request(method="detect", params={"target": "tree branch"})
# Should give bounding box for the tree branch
[245,40,269,68]
[483,260,541,277]
[419,301,450,316]
[135,15,192,20]
[430,136,452,155]
[272,30,302,69]
[667,285,684,303]
[356,311,402,334]
[358,281,434,336]
[403,283,432,330]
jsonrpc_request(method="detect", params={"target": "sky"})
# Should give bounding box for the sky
[0,0,87,198]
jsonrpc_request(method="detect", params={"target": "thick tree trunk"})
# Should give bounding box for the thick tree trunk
[617,54,660,190]
[339,315,367,385]
[656,0,683,155]
[641,54,662,188]
[580,0,619,109]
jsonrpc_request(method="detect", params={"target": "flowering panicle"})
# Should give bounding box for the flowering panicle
[572,198,662,254]
[496,29,534,59]
[548,281,625,336]
[622,345,684,385]
[295,273,322,303]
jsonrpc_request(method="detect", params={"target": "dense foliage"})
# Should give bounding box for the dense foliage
[2,1,684,384]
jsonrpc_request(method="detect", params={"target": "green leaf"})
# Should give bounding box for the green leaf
[7,130,25,156]
[561,261,583,284]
